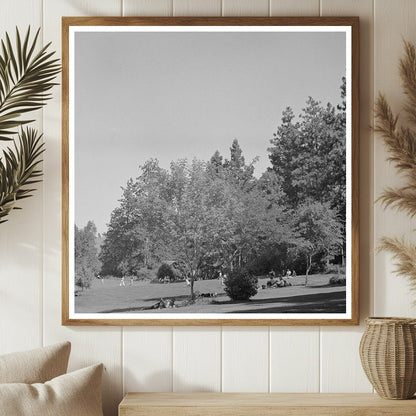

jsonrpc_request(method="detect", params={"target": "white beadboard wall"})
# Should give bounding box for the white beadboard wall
[1,0,416,415]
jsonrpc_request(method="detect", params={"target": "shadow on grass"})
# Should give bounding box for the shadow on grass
[100,290,345,314]
[230,291,346,314]
[306,283,346,289]
[101,306,146,313]
[145,294,190,302]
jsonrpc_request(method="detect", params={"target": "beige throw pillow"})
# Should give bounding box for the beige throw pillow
[0,363,104,416]
[0,342,71,384]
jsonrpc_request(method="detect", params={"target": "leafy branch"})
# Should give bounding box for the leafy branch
[375,40,416,295]
[0,128,44,223]
[0,27,59,223]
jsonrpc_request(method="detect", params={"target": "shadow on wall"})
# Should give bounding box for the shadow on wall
[67,0,111,15]
[123,368,215,394]
[102,364,124,416]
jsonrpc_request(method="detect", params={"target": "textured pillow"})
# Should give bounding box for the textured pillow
[0,342,71,384]
[0,363,104,416]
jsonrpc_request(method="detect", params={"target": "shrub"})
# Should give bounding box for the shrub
[329,275,346,285]
[157,263,176,281]
[137,267,155,281]
[224,268,258,301]
[325,264,346,275]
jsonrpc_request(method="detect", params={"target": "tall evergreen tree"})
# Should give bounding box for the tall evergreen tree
[268,80,346,215]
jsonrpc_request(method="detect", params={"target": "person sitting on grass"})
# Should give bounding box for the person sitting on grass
[275,275,286,287]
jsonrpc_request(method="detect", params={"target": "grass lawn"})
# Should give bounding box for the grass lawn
[75,274,346,314]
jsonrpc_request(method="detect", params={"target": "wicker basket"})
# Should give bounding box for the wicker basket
[359,317,416,399]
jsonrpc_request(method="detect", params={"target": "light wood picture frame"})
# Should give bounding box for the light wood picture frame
[62,16,359,326]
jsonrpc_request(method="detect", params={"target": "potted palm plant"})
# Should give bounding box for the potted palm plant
[0,27,60,223]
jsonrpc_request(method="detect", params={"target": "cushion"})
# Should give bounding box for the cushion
[0,363,104,416]
[0,342,71,384]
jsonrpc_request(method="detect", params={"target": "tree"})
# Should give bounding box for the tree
[99,159,173,276]
[268,107,301,205]
[268,79,347,268]
[74,221,101,290]
[207,150,223,176]
[292,202,343,286]
[99,140,288,300]
[268,81,346,216]
[223,139,258,191]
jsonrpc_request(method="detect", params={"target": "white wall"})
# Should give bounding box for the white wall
[1,1,416,415]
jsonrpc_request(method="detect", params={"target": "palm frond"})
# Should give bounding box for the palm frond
[0,127,44,223]
[0,27,60,141]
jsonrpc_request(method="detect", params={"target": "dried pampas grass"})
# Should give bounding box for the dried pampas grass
[376,40,416,295]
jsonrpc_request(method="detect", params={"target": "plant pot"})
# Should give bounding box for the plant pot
[359,317,416,399]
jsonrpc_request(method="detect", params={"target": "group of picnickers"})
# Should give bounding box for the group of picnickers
[264,269,296,289]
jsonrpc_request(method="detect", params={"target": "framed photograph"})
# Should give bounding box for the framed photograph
[62,17,359,326]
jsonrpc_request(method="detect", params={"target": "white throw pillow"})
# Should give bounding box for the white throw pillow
[0,363,104,416]
[0,342,71,384]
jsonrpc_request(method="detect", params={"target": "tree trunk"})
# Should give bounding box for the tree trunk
[189,269,197,300]
[144,237,149,267]
[190,278,195,300]
[305,255,312,286]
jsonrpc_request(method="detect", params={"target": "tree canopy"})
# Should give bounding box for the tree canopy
[88,78,347,291]
[75,221,100,290]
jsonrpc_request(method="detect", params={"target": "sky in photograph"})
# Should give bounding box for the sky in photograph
[74,30,346,234]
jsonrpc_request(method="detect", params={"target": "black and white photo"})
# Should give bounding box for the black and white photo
[62,17,359,325]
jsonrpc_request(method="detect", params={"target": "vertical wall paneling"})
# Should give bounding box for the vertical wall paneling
[122,0,174,400]
[173,327,221,392]
[269,0,321,395]
[218,0,267,397]
[123,0,173,16]
[320,327,373,392]
[322,0,375,320]
[1,0,416,411]
[124,328,173,393]
[270,327,320,392]
[0,0,43,355]
[320,0,375,393]
[270,0,320,16]
[42,2,123,415]
[374,0,416,317]
[222,0,270,16]
[173,0,222,16]
[222,327,269,392]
